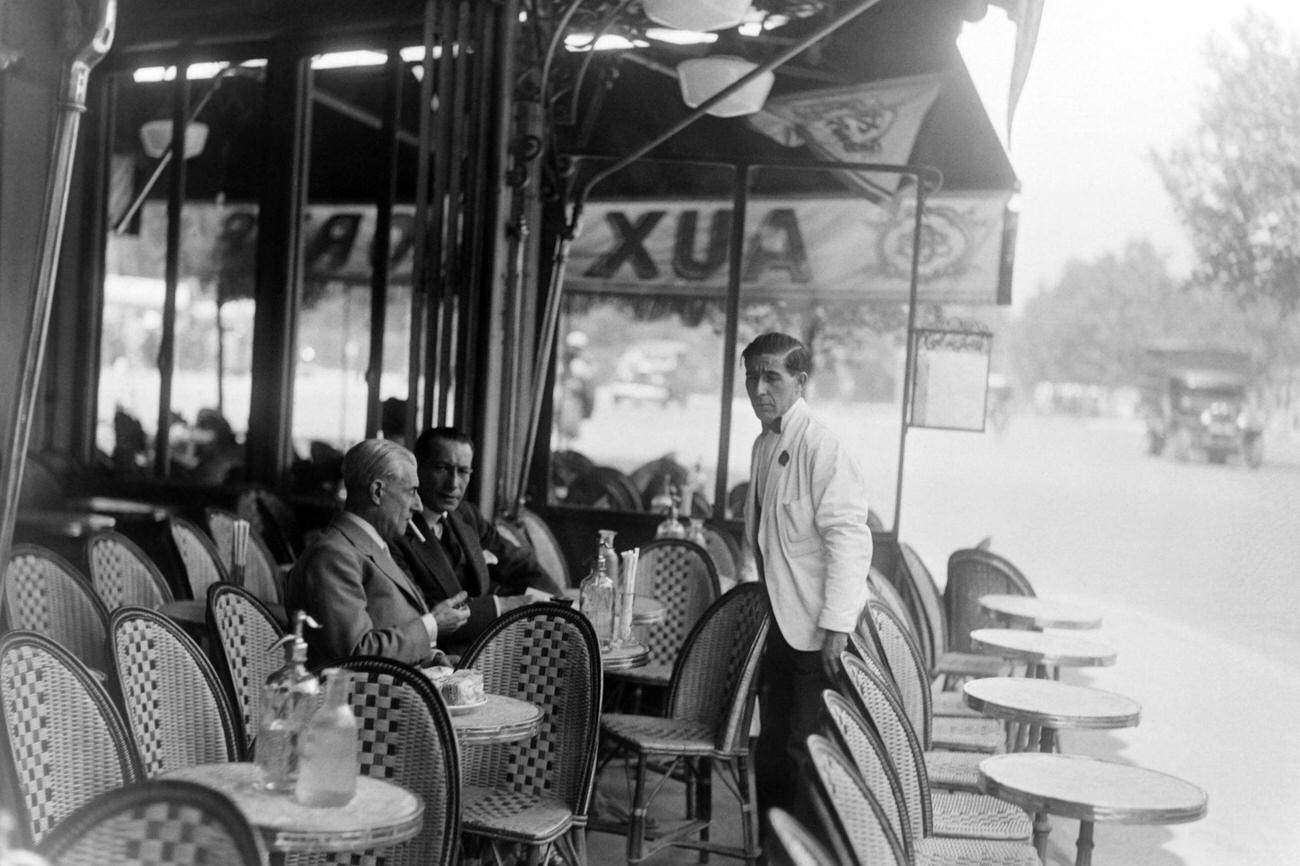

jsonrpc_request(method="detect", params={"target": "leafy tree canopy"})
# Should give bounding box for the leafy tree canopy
[1152,9,1300,316]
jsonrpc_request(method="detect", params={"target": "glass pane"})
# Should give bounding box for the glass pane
[551,159,738,518]
[99,62,265,484]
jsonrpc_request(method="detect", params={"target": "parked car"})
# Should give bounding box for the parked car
[1139,343,1263,468]
[608,339,689,408]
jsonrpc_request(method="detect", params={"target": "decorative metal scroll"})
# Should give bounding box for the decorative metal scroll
[907,325,992,432]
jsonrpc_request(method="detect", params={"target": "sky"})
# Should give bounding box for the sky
[956,1,1300,310]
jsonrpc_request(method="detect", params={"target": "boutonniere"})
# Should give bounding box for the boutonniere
[778,450,790,467]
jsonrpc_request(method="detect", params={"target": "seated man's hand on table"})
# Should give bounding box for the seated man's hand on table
[433,591,470,633]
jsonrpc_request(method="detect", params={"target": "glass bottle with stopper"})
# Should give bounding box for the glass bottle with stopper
[656,486,687,539]
[256,610,320,791]
[579,532,616,649]
[295,667,358,807]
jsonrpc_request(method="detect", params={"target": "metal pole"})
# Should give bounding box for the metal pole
[892,178,930,539]
[153,69,190,477]
[0,0,114,565]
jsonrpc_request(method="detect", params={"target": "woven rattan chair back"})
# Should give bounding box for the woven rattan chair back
[698,523,739,582]
[668,581,770,752]
[168,516,230,600]
[632,538,721,670]
[290,657,460,866]
[85,530,175,612]
[945,548,1035,653]
[897,543,944,672]
[821,689,913,858]
[457,604,601,815]
[839,652,934,839]
[868,600,934,749]
[205,506,283,606]
[517,507,572,590]
[110,606,243,777]
[868,568,920,642]
[3,545,112,675]
[803,734,908,866]
[235,487,303,565]
[37,779,268,866]
[207,583,286,749]
[766,807,840,866]
[0,631,142,846]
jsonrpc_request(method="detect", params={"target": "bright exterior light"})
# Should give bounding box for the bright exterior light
[139,120,210,159]
[564,33,647,52]
[399,45,447,62]
[677,55,773,117]
[643,0,752,32]
[645,27,718,46]
[311,50,386,70]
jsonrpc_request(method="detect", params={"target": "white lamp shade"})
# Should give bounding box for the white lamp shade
[644,0,752,32]
[677,56,774,118]
[140,120,209,159]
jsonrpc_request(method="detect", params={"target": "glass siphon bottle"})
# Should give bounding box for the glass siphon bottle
[294,667,358,807]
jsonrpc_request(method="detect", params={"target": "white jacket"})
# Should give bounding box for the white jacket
[743,399,873,651]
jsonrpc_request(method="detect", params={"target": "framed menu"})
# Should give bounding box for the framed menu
[908,327,992,431]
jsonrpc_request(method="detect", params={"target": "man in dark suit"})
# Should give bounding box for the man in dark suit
[390,427,562,655]
[286,438,469,667]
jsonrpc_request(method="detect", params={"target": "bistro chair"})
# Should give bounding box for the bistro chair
[765,807,841,866]
[599,582,770,866]
[517,506,572,590]
[801,733,907,866]
[566,465,643,511]
[698,522,740,584]
[168,516,230,601]
[848,618,984,794]
[868,567,922,641]
[109,606,244,777]
[296,656,461,866]
[456,604,602,866]
[945,547,1036,656]
[206,583,286,750]
[235,487,304,566]
[2,544,112,678]
[37,779,268,866]
[867,600,1005,755]
[0,631,142,846]
[84,529,175,612]
[205,506,287,615]
[838,652,1032,846]
[897,543,1008,689]
[817,693,1038,866]
[607,537,721,713]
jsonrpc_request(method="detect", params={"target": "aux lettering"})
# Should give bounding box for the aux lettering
[584,207,811,284]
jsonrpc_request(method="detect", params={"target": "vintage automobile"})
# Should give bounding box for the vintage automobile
[1140,345,1263,468]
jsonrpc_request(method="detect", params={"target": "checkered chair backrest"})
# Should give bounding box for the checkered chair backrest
[635,538,721,669]
[868,600,934,749]
[803,734,907,866]
[698,524,739,582]
[206,583,285,749]
[110,607,243,777]
[517,508,571,590]
[3,545,112,675]
[86,530,174,612]
[839,652,934,839]
[945,547,1035,653]
[667,582,770,753]
[457,605,601,813]
[205,507,283,607]
[37,779,267,866]
[167,517,229,600]
[821,688,914,858]
[0,631,141,845]
[298,657,461,866]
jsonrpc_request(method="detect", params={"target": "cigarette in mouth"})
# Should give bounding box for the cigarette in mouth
[408,518,426,543]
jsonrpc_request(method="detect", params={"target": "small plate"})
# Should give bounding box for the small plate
[446,696,489,715]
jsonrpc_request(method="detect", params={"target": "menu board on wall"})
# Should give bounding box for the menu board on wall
[909,328,992,431]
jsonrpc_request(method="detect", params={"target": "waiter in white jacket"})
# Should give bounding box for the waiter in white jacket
[741,332,873,828]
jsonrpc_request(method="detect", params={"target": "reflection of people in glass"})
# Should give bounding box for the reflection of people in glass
[381,397,410,448]
[554,330,595,447]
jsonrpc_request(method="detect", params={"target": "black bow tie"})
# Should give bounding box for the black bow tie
[766,417,782,434]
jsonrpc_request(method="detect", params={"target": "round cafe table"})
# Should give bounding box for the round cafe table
[979,594,1103,631]
[963,677,1140,753]
[562,589,667,626]
[601,641,650,671]
[969,628,1117,679]
[448,693,543,745]
[165,761,423,855]
[978,753,1207,866]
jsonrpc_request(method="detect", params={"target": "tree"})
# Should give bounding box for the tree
[1152,10,1300,316]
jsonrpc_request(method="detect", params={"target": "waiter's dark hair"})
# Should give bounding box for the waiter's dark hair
[413,426,473,461]
[742,332,812,376]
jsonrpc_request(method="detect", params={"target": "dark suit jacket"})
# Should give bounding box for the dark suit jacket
[285,513,434,668]
[389,502,561,650]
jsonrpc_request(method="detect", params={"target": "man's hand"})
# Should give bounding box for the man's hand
[433,591,470,633]
[498,594,533,613]
[821,630,849,682]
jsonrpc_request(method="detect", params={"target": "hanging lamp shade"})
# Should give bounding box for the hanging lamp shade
[140,120,209,159]
[643,0,752,32]
[677,56,774,118]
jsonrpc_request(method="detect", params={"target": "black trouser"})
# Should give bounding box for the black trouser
[755,625,832,828]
